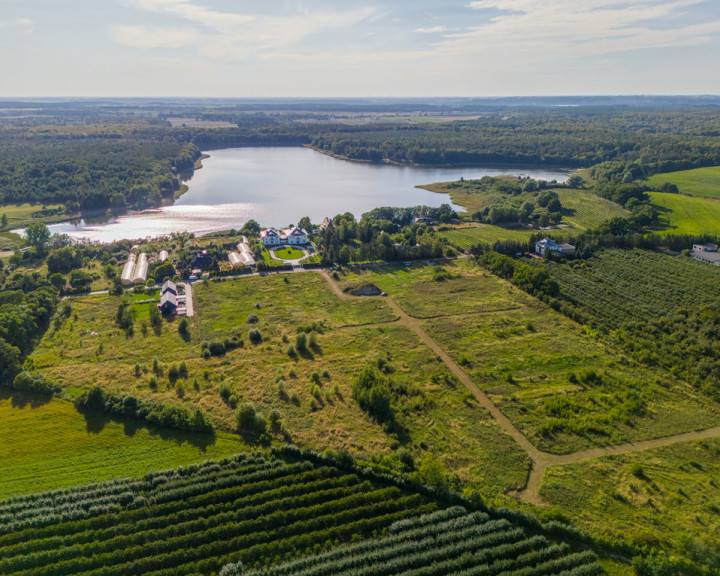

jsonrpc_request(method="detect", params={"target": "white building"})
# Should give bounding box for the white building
[260,229,282,246]
[691,244,720,265]
[535,237,576,257]
[283,226,308,245]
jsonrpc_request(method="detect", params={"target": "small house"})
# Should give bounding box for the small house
[692,243,718,253]
[535,237,576,257]
[260,229,282,246]
[691,244,720,265]
[158,292,177,315]
[319,217,334,231]
[412,216,433,224]
[162,280,177,296]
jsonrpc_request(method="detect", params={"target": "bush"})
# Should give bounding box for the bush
[219,382,232,402]
[236,403,265,434]
[178,360,188,378]
[178,318,189,340]
[168,363,179,382]
[209,341,226,356]
[286,344,296,357]
[247,313,259,324]
[248,329,262,344]
[295,332,307,351]
[12,372,58,395]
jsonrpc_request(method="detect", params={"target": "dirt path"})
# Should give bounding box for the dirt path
[319,269,720,504]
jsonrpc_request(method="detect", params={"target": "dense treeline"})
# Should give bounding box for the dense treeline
[0,127,199,211]
[0,276,57,384]
[75,385,214,433]
[314,206,457,265]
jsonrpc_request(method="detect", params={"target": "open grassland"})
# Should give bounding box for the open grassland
[540,438,720,566]
[649,191,720,235]
[334,260,720,454]
[647,166,720,200]
[0,202,65,229]
[334,260,521,319]
[31,272,530,496]
[0,393,242,499]
[431,185,626,250]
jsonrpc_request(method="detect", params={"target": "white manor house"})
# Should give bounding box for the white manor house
[260,226,308,246]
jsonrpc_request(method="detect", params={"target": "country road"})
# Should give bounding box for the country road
[319,268,720,504]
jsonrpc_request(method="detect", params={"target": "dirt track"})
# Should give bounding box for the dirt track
[319,269,720,504]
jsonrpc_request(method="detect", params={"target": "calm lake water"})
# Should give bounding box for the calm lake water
[46,147,568,243]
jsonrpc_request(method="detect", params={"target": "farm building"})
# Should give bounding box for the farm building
[158,250,169,262]
[120,253,137,286]
[535,237,576,257]
[691,244,720,265]
[158,292,177,315]
[132,253,149,284]
[228,252,243,266]
[284,226,308,245]
[162,280,177,296]
[260,228,282,246]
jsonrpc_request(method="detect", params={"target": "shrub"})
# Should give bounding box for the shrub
[168,363,179,382]
[236,403,257,431]
[178,360,188,378]
[247,313,259,324]
[322,369,331,379]
[219,382,232,402]
[12,372,58,396]
[248,329,262,344]
[289,390,300,404]
[209,341,226,356]
[286,344,296,357]
[149,376,158,390]
[178,318,189,340]
[175,381,185,398]
[295,332,307,351]
[310,371,320,384]
[134,363,141,377]
[268,409,281,431]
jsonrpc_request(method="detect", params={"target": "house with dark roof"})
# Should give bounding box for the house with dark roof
[283,226,308,245]
[158,292,177,315]
[260,228,282,246]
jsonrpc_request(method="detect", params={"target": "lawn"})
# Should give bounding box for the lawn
[646,166,720,200]
[271,246,306,260]
[649,191,720,235]
[540,438,720,565]
[0,392,243,499]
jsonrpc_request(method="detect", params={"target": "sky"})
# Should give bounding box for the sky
[1,0,720,97]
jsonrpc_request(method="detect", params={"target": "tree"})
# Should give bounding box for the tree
[25,222,51,252]
[49,273,66,290]
[1,214,7,228]
[298,216,312,232]
[567,174,584,188]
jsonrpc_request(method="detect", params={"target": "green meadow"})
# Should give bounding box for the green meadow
[649,191,720,235]
[0,392,242,498]
[647,166,720,200]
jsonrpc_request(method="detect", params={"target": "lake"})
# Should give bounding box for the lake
[46,147,568,242]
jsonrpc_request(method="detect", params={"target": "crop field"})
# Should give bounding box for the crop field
[246,506,602,576]
[439,225,535,250]
[0,454,601,576]
[0,392,242,499]
[540,438,720,564]
[646,166,720,200]
[554,188,628,231]
[532,249,720,328]
[648,191,720,235]
[31,272,530,496]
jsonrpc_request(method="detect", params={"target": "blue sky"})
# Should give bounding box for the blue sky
[2,0,720,96]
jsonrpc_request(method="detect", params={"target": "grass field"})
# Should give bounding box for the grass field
[334,260,720,454]
[649,191,720,235]
[31,271,530,496]
[647,166,720,200]
[541,438,720,564]
[0,202,65,230]
[0,392,242,499]
[431,184,627,250]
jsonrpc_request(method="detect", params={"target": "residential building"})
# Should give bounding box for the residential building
[260,228,282,246]
[535,237,576,257]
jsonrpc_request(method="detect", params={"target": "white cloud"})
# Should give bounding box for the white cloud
[115,1,377,59]
[111,25,199,49]
[0,17,32,28]
[438,0,720,67]
[413,26,448,33]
